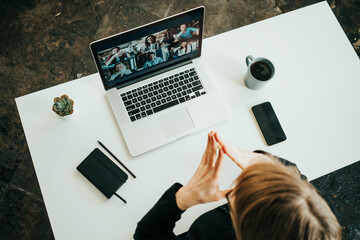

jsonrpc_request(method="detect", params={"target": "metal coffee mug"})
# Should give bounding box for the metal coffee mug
[244,55,275,90]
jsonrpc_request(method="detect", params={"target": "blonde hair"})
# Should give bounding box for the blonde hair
[230,158,341,240]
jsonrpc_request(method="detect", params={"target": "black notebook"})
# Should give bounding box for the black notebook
[77,148,128,199]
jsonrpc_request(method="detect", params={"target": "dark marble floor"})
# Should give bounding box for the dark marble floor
[0,0,359,239]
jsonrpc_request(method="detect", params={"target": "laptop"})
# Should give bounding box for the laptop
[90,6,228,156]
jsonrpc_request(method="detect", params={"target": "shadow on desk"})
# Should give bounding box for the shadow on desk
[311,160,360,240]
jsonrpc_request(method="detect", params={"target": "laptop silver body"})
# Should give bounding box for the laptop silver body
[90,6,228,156]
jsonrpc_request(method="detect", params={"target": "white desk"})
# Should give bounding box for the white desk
[16,2,360,239]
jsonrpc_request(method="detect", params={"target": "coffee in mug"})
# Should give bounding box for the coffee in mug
[244,55,275,90]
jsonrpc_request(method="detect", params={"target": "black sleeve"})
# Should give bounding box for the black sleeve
[134,183,185,240]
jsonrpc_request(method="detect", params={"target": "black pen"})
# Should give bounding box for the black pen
[97,140,137,178]
[114,192,127,204]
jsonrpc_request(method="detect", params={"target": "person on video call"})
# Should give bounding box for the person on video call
[134,132,341,240]
[143,52,163,69]
[109,63,132,81]
[143,35,160,51]
[176,23,199,41]
[105,47,121,66]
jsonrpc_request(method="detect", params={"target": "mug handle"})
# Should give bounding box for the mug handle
[246,55,255,66]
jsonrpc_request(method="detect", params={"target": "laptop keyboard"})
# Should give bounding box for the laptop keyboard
[121,68,206,122]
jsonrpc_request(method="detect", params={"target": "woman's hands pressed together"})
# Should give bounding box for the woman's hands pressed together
[175,131,270,211]
[175,132,231,210]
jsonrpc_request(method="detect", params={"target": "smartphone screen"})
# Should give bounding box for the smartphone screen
[251,102,286,146]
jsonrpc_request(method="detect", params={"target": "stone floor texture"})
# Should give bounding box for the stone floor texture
[0,0,359,239]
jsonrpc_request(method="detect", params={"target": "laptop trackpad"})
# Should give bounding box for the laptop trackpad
[159,108,195,138]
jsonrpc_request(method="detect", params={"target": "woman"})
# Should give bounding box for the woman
[134,132,341,240]
[109,63,132,81]
[144,35,160,51]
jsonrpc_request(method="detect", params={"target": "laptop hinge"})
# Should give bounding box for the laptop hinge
[116,59,193,89]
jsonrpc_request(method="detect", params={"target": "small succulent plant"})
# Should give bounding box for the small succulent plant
[52,94,74,117]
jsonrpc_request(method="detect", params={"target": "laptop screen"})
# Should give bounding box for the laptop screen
[90,7,204,90]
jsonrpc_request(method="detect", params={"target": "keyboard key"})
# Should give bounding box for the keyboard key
[162,93,167,98]
[126,105,136,111]
[140,106,145,111]
[130,116,136,122]
[192,85,203,92]
[153,100,179,113]
[135,103,141,107]
[156,101,161,105]
[156,95,161,100]
[182,85,187,90]
[143,95,148,99]
[185,95,191,101]
[151,103,156,107]
[138,90,143,95]
[144,89,149,93]
[124,100,132,106]
[146,99,151,103]
[121,93,126,97]
[141,112,147,118]
[128,108,140,116]
[122,96,128,101]
[201,91,206,95]
[192,80,201,87]
[187,89,192,94]
[179,76,184,80]
[154,85,159,89]
[179,97,185,103]
[151,97,156,101]
[179,72,184,75]
[182,91,187,96]
[138,96,143,101]
[195,91,201,97]
[161,99,166,104]
[176,93,182,98]
[136,114,141,120]
[132,99,137,103]
[194,76,199,80]
[141,101,146,105]
[171,95,176,100]
[167,91,172,96]
[133,92,138,97]
[146,109,153,116]
[166,97,171,101]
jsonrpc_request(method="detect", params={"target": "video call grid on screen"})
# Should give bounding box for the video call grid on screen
[91,8,203,90]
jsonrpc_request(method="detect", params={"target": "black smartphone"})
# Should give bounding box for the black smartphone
[251,102,287,146]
